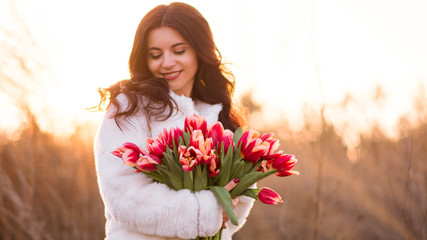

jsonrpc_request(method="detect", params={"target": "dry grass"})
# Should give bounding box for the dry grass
[0,113,105,240]
[0,110,426,240]
[234,116,427,240]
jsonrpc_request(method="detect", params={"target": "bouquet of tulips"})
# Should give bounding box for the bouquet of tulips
[112,114,298,239]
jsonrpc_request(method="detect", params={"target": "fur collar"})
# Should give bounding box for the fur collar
[148,91,222,138]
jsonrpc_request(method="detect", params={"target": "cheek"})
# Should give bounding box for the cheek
[185,55,198,74]
[147,60,159,75]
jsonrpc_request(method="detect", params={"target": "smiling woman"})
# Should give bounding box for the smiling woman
[146,26,199,97]
[93,2,252,240]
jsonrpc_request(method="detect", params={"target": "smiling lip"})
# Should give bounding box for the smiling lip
[162,71,182,80]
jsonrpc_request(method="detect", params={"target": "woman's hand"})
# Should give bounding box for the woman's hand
[221,179,240,228]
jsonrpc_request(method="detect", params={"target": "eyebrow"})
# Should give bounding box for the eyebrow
[147,42,187,51]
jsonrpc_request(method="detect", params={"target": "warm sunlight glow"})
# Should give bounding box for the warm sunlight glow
[1,0,427,145]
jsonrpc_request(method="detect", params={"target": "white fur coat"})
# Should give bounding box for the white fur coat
[94,91,254,240]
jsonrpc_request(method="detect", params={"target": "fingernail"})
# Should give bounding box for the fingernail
[233,179,240,183]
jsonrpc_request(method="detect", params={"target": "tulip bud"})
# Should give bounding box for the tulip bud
[146,137,166,158]
[184,114,208,136]
[135,154,160,172]
[112,142,142,167]
[258,187,283,205]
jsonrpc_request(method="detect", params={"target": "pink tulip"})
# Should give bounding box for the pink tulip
[270,154,299,177]
[271,154,296,170]
[257,160,269,173]
[190,130,212,152]
[112,142,142,167]
[259,153,299,176]
[207,122,235,154]
[258,187,283,205]
[259,133,280,160]
[190,130,215,164]
[221,130,235,154]
[207,122,224,148]
[159,127,183,149]
[135,154,161,172]
[276,169,300,177]
[208,155,220,177]
[238,129,269,162]
[146,137,166,158]
[190,130,221,166]
[184,114,208,136]
[178,146,201,171]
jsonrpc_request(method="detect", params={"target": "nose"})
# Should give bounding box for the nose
[162,52,175,69]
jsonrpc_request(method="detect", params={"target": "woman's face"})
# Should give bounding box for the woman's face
[147,26,198,97]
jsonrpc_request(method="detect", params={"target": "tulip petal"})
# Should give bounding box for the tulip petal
[184,114,208,136]
[258,187,283,205]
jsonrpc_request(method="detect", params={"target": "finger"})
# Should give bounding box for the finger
[224,178,240,192]
[222,214,229,228]
[232,198,239,208]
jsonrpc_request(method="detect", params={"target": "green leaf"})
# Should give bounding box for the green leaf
[159,171,176,190]
[183,131,191,147]
[229,171,263,198]
[218,143,234,186]
[183,170,194,191]
[210,171,220,186]
[172,139,179,158]
[260,169,279,179]
[209,186,238,226]
[178,136,185,148]
[249,160,263,173]
[232,145,242,162]
[230,160,245,180]
[156,164,170,175]
[233,127,243,147]
[194,165,208,191]
[163,148,183,190]
[215,144,226,185]
[140,171,164,183]
[230,170,278,198]
[240,188,259,200]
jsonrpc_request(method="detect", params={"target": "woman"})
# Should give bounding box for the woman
[94,2,254,239]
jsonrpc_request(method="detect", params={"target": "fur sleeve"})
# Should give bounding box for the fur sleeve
[225,194,255,236]
[94,95,223,239]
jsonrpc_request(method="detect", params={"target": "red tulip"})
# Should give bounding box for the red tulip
[271,154,295,169]
[238,129,269,162]
[208,155,220,177]
[184,114,208,136]
[276,169,300,177]
[146,137,166,158]
[190,130,212,153]
[190,130,219,165]
[273,154,297,169]
[207,122,224,147]
[112,142,142,167]
[270,154,299,177]
[258,187,283,205]
[207,123,235,154]
[135,154,161,172]
[222,130,234,153]
[178,146,201,171]
[259,133,280,160]
[159,127,183,149]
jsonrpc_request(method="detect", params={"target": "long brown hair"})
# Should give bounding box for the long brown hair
[95,2,246,131]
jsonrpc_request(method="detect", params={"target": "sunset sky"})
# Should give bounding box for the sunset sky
[1,0,426,147]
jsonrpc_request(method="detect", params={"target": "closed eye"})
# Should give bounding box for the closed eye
[174,49,186,55]
[149,52,162,59]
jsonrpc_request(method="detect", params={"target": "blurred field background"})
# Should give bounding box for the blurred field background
[1,0,426,239]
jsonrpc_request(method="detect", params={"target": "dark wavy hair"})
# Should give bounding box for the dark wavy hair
[95,2,246,131]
